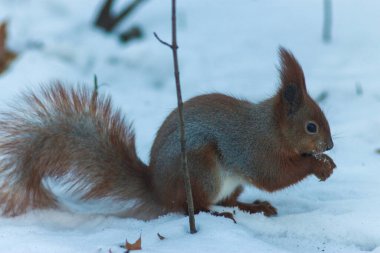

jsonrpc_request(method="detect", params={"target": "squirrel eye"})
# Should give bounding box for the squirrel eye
[306,121,318,134]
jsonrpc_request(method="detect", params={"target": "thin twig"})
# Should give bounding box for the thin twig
[154,0,197,234]
[153,32,173,49]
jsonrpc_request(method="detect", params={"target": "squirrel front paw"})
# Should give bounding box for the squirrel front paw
[312,154,336,181]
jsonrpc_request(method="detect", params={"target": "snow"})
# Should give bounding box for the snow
[1,0,380,252]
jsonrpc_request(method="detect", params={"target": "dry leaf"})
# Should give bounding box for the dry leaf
[125,235,142,251]
[0,21,17,74]
[157,233,166,240]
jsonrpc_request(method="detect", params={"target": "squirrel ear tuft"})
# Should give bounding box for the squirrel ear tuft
[278,47,306,92]
[277,47,307,115]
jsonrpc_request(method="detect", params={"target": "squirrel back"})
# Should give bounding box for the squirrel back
[0,83,165,219]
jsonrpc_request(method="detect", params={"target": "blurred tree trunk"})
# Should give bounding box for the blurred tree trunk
[322,0,332,43]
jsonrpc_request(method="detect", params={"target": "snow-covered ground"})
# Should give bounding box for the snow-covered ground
[1,0,380,252]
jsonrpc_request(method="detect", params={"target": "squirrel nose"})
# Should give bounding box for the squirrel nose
[326,140,334,151]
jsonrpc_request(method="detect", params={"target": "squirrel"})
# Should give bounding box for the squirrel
[0,47,335,221]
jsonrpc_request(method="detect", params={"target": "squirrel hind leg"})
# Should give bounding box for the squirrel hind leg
[183,143,224,213]
[153,143,221,214]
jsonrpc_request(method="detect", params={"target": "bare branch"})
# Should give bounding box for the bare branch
[94,0,115,31]
[113,0,147,28]
[94,0,146,32]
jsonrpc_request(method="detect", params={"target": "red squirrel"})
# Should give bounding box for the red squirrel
[0,47,335,220]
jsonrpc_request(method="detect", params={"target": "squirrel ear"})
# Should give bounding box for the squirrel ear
[277,47,307,115]
[281,83,303,115]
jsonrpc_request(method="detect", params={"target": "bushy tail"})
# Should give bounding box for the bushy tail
[0,82,165,219]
